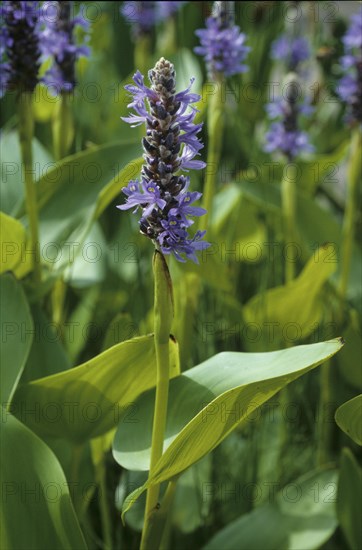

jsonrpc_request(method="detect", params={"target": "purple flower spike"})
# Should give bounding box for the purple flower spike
[194,1,250,79]
[264,79,314,160]
[121,1,186,38]
[40,1,91,93]
[271,35,310,70]
[0,1,42,96]
[337,12,362,124]
[117,57,210,264]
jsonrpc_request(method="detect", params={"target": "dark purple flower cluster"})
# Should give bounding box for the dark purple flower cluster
[337,13,362,124]
[264,89,314,160]
[194,2,249,79]
[0,1,42,96]
[271,35,310,71]
[117,57,210,263]
[40,1,90,92]
[121,1,185,37]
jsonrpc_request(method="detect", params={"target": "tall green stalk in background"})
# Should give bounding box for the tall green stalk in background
[18,92,42,284]
[194,1,250,228]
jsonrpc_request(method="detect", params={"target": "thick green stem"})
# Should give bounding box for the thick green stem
[281,164,297,283]
[53,92,73,160]
[135,35,152,78]
[338,128,362,301]
[316,360,332,466]
[18,92,41,284]
[141,251,174,550]
[98,461,113,550]
[202,79,224,230]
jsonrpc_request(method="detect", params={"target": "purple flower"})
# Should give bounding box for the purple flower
[117,57,210,263]
[121,1,185,38]
[264,83,314,159]
[0,1,42,96]
[40,1,90,93]
[194,5,249,79]
[271,35,310,70]
[337,12,362,124]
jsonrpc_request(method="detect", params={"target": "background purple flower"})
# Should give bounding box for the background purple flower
[264,90,314,159]
[40,1,90,93]
[271,35,310,71]
[0,1,42,96]
[117,57,210,263]
[121,1,185,37]
[337,12,362,124]
[194,4,249,79]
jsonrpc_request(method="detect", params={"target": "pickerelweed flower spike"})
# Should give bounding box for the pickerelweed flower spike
[0,1,42,96]
[264,77,314,160]
[121,1,185,38]
[271,35,310,72]
[117,57,210,264]
[194,1,249,79]
[337,12,362,124]
[40,1,90,92]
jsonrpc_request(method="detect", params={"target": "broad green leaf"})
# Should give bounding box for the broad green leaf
[0,131,53,217]
[0,212,31,277]
[335,395,362,446]
[0,411,87,550]
[337,318,362,390]
[202,468,338,550]
[20,305,71,383]
[337,448,362,550]
[243,245,337,350]
[63,222,107,288]
[13,335,179,443]
[114,338,343,515]
[0,274,33,406]
[33,143,142,274]
[211,184,266,264]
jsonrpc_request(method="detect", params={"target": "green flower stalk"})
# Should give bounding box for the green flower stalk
[338,128,362,301]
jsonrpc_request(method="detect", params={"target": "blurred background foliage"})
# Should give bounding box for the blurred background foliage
[1,2,361,550]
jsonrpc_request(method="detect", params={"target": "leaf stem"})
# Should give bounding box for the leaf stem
[18,92,41,284]
[141,251,174,550]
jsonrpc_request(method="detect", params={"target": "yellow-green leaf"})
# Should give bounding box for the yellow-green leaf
[13,334,179,443]
[335,395,362,446]
[243,245,337,349]
[114,338,343,516]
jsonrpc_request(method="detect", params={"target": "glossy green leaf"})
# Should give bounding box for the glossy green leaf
[0,131,52,217]
[20,305,71,383]
[114,339,343,515]
[0,411,87,550]
[335,395,362,446]
[211,184,266,264]
[202,468,338,550]
[0,212,32,277]
[34,143,142,273]
[337,448,362,550]
[13,335,179,443]
[337,317,362,390]
[243,245,336,350]
[0,274,33,406]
